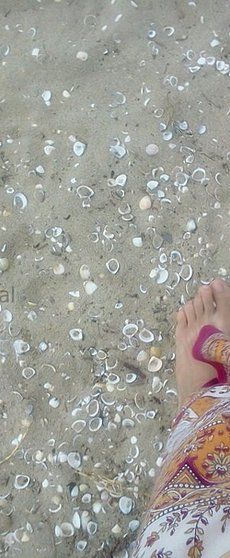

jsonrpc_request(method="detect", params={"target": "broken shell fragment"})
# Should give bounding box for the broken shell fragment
[79,264,90,280]
[148,356,163,372]
[0,257,10,271]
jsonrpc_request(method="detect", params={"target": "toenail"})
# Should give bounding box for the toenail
[214,279,224,292]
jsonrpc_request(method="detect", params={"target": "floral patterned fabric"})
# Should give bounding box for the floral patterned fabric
[130,384,230,558]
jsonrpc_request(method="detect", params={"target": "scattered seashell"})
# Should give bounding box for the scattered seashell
[67,452,82,469]
[150,346,162,358]
[109,143,127,159]
[139,328,154,343]
[186,219,197,232]
[139,195,151,210]
[79,264,90,280]
[89,417,102,431]
[14,475,30,490]
[69,328,83,341]
[13,339,30,355]
[76,540,88,551]
[53,263,65,275]
[22,367,36,380]
[0,257,10,271]
[129,520,140,532]
[106,258,120,274]
[179,264,193,281]
[13,192,28,210]
[60,523,74,537]
[115,174,127,187]
[148,356,163,372]
[137,349,148,362]
[151,376,163,392]
[112,524,121,534]
[119,496,133,515]
[72,420,86,433]
[126,373,137,384]
[123,323,138,337]
[87,521,98,536]
[73,141,87,156]
[84,281,97,295]
[132,236,143,248]
[49,397,60,408]
[76,51,88,61]
[72,511,81,529]
[145,143,159,156]
[42,90,51,105]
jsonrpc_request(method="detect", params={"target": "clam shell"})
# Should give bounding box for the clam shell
[0,257,10,271]
[72,511,81,529]
[106,258,120,274]
[79,264,90,280]
[88,417,102,431]
[60,523,74,537]
[71,420,86,434]
[67,452,81,469]
[13,192,28,210]
[84,281,97,295]
[151,376,163,392]
[122,323,138,337]
[14,475,30,490]
[69,328,83,341]
[87,521,98,535]
[139,328,154,343]
[119,496,133,514]
[148,356,163,372]
[73,141,87,156]
[179,264,193,281]
[22,367,36,380]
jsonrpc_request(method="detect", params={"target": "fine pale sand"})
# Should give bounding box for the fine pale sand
[0,1,229,556]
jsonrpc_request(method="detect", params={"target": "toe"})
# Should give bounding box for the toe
[176,307,187,328]
[193,294,204,320]
[211,278,229,308]
[199,285,215,315]
[184,300,196,326]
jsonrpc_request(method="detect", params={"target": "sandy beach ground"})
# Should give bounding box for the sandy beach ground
[0,0,229,556]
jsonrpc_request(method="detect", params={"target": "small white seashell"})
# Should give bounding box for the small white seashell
[109,144,126,159]
[179,264,193,281]
[72,511,81,529]
[53,263,65,275]
[163,131,172,141]
[0,257,10,271]
[79,264,90,280]
[122,418,135,428]
[32,47,40,57]
[137,349,148,362]
[186,218,197,232]
[22,367,36,380]
[42,90,51,104]
[126,373,137,384]
[82,493,92,504]
[145,143,159,156]
[36,165,45,174]
[76,540,87,551]
[13,192,28,210]
[69,328,83,341]
[62,90,71,98]
[67,452,81,469]
[139,328,154,343]
[49,397,60,408]
[14,475,30,490]
[87,399,99,416]
[87,521,98,536]
[122,323,138,337]
[119,496,133,515]
[106,258,120,274]
[139,195,151,210]
[132,237,143,247]
[76,51,88,61]
[89,417,102,431]
[73,141,87,156]
[115,174,127,187]
[147,180,158,192]
[71,420,86,433]
[60,523,74,537]
[151,376,163,392]
[112,524,121,534]
[93,502,102,514]
[13,339,30,355]
[192,167,206,182]
[129,520,140,532]
[44,145,55,155]
[84,281,97,295]
[55,525,62,537]
[198,125,207,135]
[148,356,163,372]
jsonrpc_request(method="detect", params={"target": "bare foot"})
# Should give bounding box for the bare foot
[175,278,230,407]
